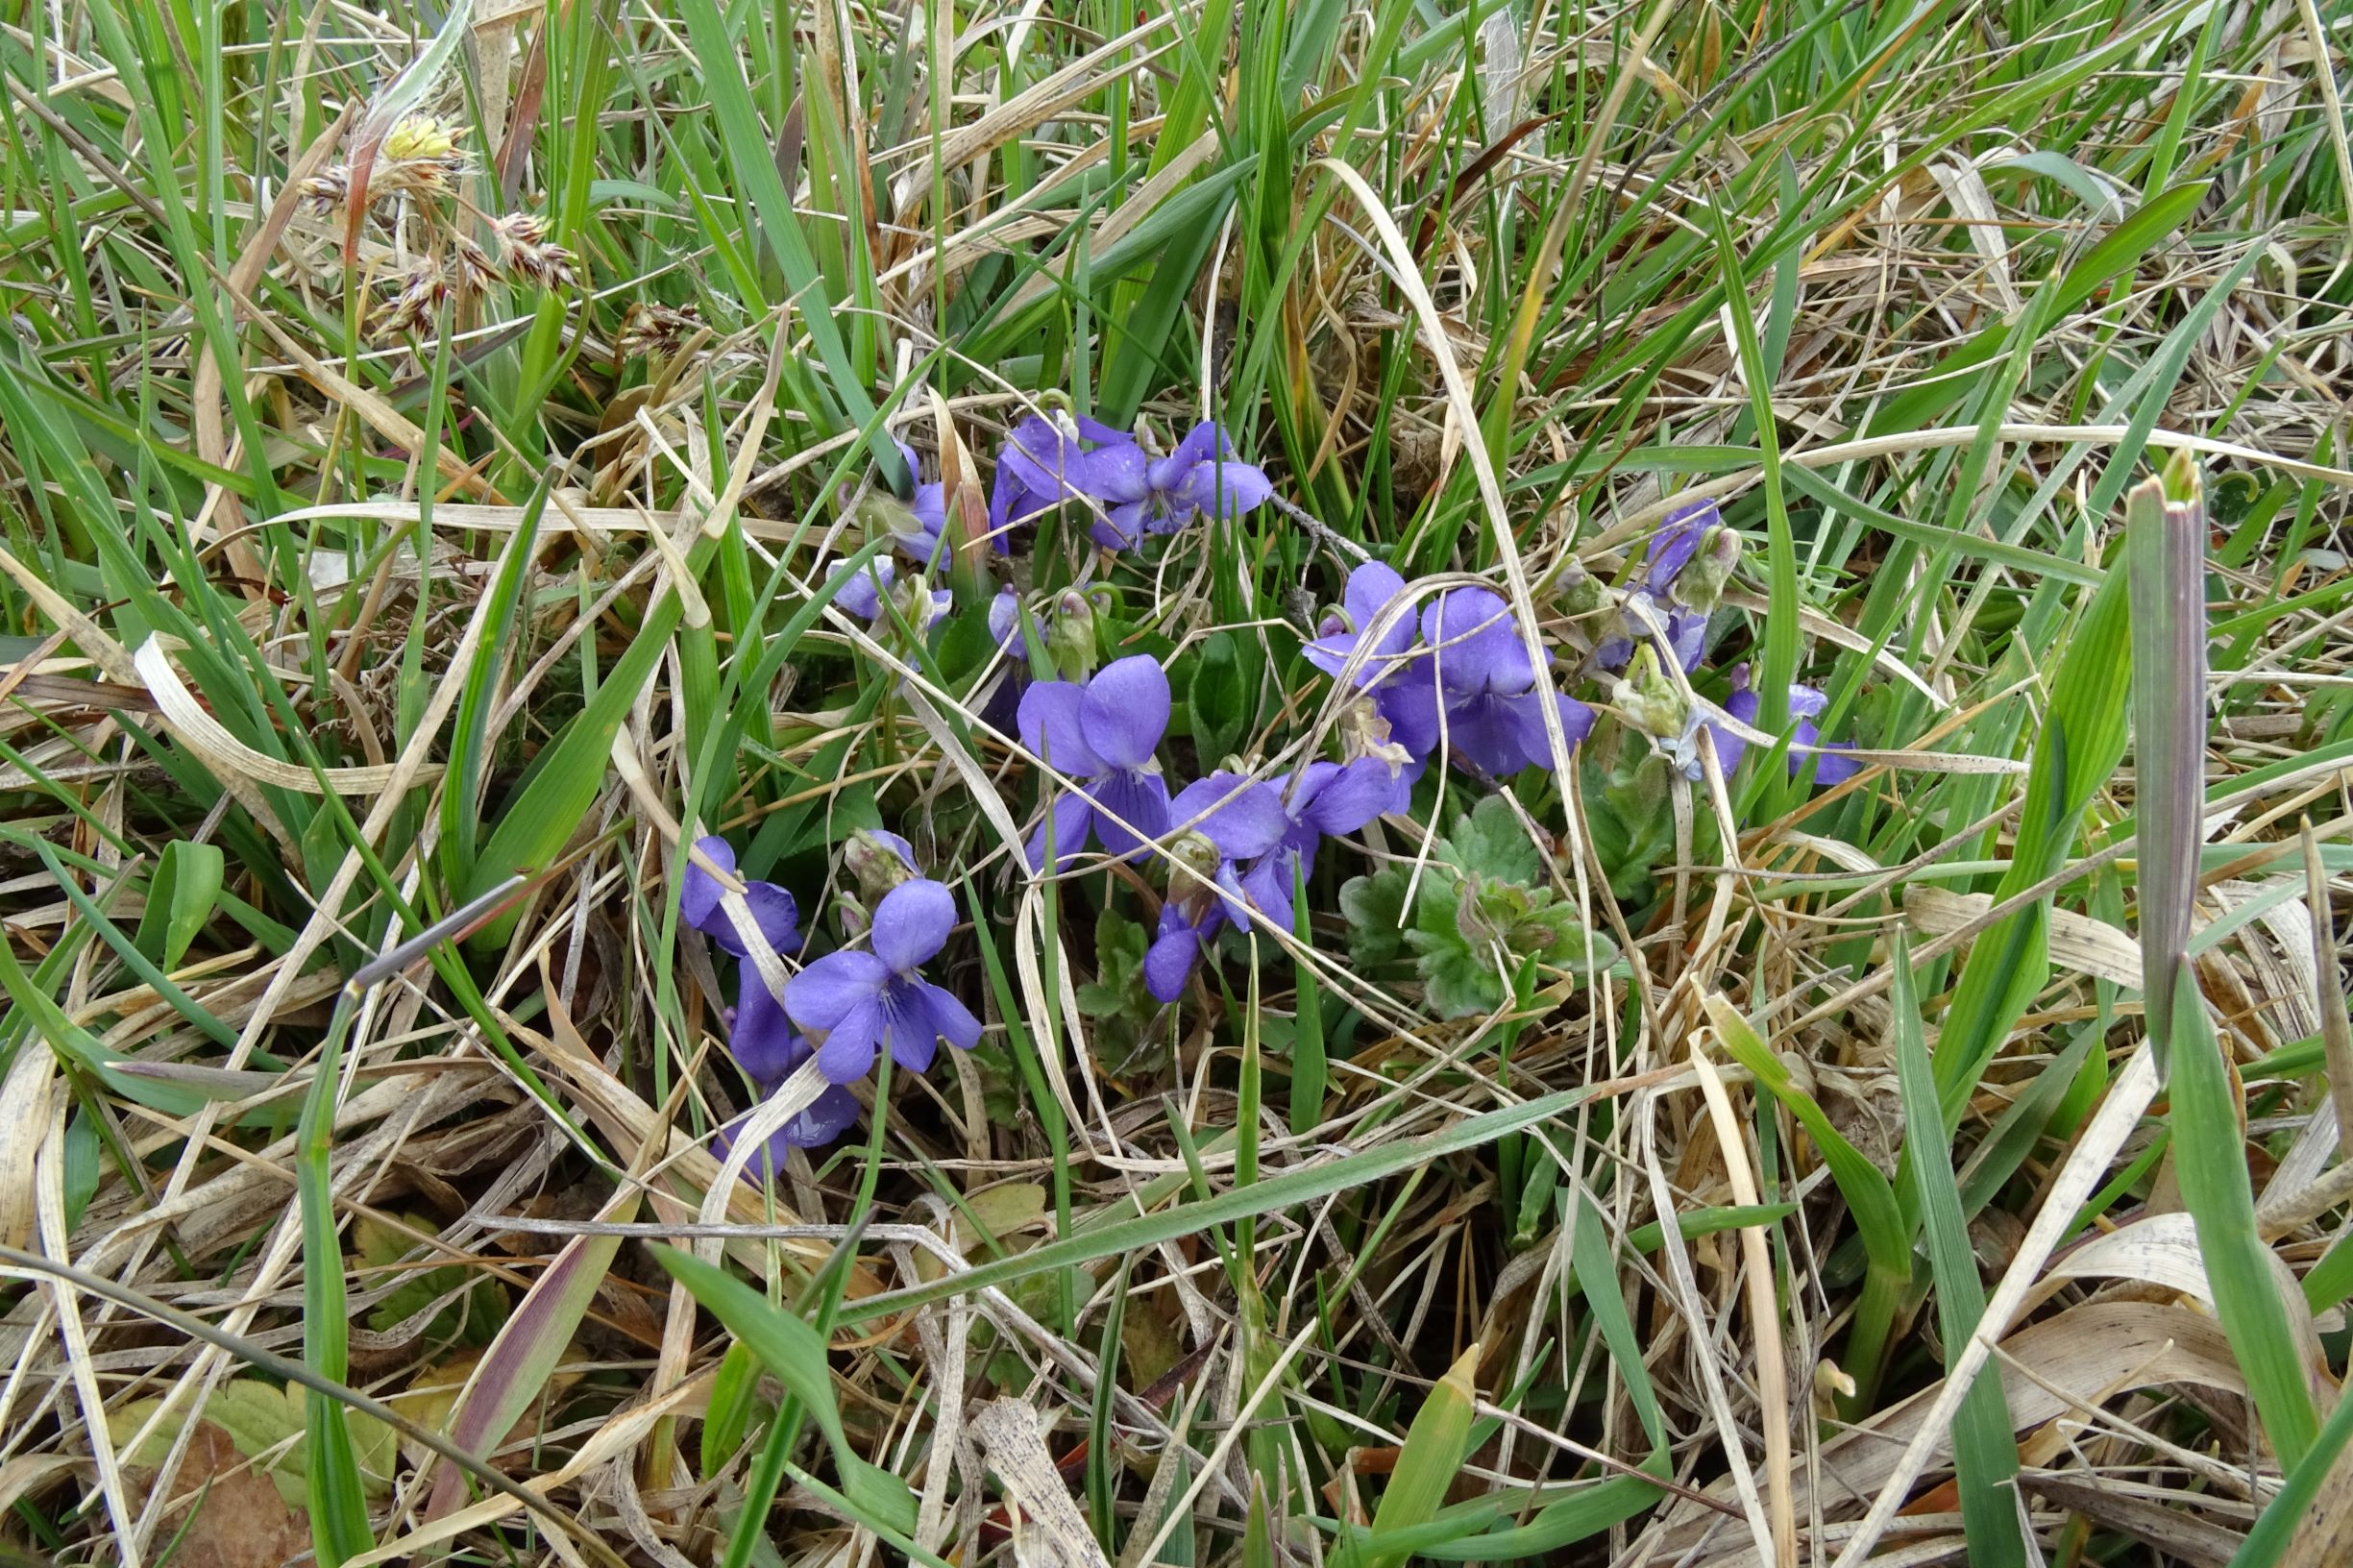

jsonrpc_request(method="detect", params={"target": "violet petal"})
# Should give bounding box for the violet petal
[1025,795,1096,871]
[1018,681,1105,774]
[1089,768,1171,859]
[1166,772,1289,859]
[827,558,894,622]
[783,950,890,1033]
[1167,421,1231,470]
[1297,756,1404,835]
[1078,655,1171,770]
[1377,673,1442,759]
[990,588,1025,656]
[729,969,800,1086]
[1091,502,1149,551]
[1144,909,1208,1002]
[1074,440,1151,505]
[1238,852,1296,934]
[870,879,955,973]
[679,835,736,930]
[914,980,983,1051]
[813,997,885,1083]
[1174,456,1272,520]
[1645,502,1717,590]
[1426,588,1534,697]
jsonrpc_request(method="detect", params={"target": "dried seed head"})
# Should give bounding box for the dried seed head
[1337,694,1415,779]
[490,212,577,289]
[376,262,451,338]
[617,302,701,360]
[452,233,502,291]
[298,165,353,212]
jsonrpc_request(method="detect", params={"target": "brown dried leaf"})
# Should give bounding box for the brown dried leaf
[126,1423,312,1568]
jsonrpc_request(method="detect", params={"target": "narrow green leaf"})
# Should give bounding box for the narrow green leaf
[2170,969,2319,1469]
[674,0,903,491]
[1359,1342,1480,1568]
[650,1245,919,1535]
[134,840,223,971]
[1894,933,2022,1567]
[1704,996,1907,1281]
[1933,540,2133,1116]
[700,1340,763,1478]
[1570,1190,1667,1455]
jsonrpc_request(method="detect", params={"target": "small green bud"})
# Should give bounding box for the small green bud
[1047,588,1099,680]
[1166,829,1223,919]
[850,490,919,551]
[1673,525,1742,613]
[884,569,947,633]
[844,829,918,906]
[2161,447,2202,507]
[1555,559,1608,619]
[1611,644,1689,740]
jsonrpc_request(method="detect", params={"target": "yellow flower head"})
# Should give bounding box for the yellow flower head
[382,115,458,163]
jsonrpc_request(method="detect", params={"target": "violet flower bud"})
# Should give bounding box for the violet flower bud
[1612,645,1689,741]
[846,828,921,907]
[1674,526,1743,615]
[1046,588,1099,681]
[1555,558,1608,619]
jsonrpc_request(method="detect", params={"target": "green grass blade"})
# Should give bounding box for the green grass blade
[1357,1342,1479,1568]
[1893,932,2022,1567]
[2169,970,2319,1468]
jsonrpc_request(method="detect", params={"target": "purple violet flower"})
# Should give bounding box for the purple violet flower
[1235,758,1409,934]
[1704,666,1861,785]
[1140,772,1292,1002]
[827,557,894,621]
[989,586,1028,658]
[1071,422,1273,551]
[720,983,863,1164]
[825,557,950,630]
[882,439,949,569]
[1304,563,1454,770]
[1385,587,1595,775]
[782,878,983,1082]
[680,835,801,957]
[1596,501,1721,673]
[718,1075,865,1175]
[990,411,1135,542]
[1017,654,1173,866]
[1304,562,1419,686]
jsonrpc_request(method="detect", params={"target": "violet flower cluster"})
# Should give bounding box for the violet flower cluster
[680,830,982,1167]
[1306,563,1595,778]
[1014,653,1417,1001]
[680,838,860,1160]
[875,413,1272,567]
